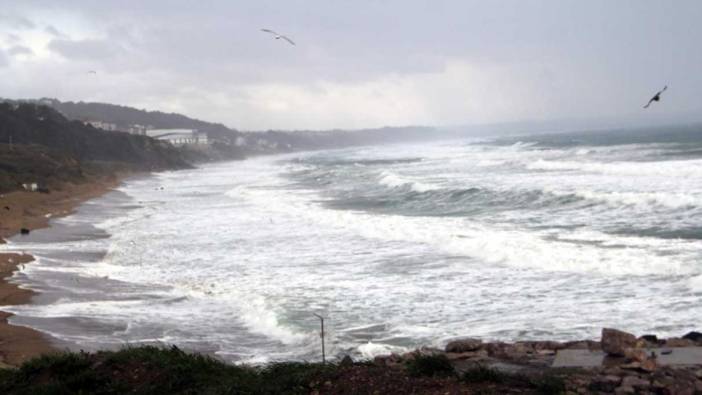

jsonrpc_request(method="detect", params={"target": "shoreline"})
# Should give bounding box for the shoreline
[0,173,129,366]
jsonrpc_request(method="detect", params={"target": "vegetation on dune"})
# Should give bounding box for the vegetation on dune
[0,346,572,395]
[0,102,190,169]
[461,365,566,395]
[0,346,334,395]
[0,144,83,193]
[0,102,192,192]
[404,353,456,378]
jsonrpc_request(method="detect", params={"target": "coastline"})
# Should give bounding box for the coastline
[0,173,129,366]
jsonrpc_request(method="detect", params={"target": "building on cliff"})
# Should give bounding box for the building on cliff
[145,129,208,146]
[84,120,118,131]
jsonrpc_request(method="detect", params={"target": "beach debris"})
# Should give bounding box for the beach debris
[21,183,38,192]
[4,206,9,210]
[20,228,30,235]
[602,328,637,357]
[643,85,667,108]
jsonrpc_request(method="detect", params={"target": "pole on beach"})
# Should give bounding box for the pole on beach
[313,313,325,364]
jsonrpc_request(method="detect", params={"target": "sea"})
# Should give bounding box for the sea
[3,126,702,363]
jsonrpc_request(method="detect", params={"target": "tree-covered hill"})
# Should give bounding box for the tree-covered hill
[0,102,190,192]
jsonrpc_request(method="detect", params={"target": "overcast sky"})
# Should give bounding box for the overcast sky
[0,1,700,130]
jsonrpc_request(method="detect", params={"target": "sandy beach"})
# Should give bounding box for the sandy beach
[0,174,127,366]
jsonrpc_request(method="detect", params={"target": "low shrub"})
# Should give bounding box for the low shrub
[405,353,455,378]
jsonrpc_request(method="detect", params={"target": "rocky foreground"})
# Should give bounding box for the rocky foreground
[1,329,702,394]
[371,328,702,394]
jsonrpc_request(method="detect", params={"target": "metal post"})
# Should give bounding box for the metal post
[313,313,325,364]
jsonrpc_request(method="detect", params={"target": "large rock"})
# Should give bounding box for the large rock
[445,350,488,361]
[602,328,637,357]
[484,342,508,357]
[532,340,565,351]
[624,348,648,362]
[444,338,482,353]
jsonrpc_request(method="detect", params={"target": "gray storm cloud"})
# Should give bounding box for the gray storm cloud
[0,0,701,130]
[48,38,123,60]
[8,45,33,56]
[0,14,35,30]
[45,25,67,38]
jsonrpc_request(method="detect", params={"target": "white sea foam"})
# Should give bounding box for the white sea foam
[377,170,440,193]
[546,188,702,209]
[4,140,702,363]
[357,342,408,359]
[527,158,702,178]
[476,159,506,167]
[689,275,702,292]
[233,294,310,346]
[241,181,698,276]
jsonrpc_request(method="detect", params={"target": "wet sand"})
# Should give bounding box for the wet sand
[0,174,127,366]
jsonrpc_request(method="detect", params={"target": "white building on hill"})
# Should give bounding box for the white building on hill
[145,129,208,146]
[85,120,117,131]
[127,124,151,135]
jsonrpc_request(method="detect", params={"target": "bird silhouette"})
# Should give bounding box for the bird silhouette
[643,86,667,109]
[261,29,295,46]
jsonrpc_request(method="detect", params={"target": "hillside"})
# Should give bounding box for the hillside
[0,98,446,194]
[39,98,239,141]
[28,99,441,154]
[0,102,190,192]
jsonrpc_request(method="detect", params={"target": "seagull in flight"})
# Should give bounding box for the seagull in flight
[261,28,295,46]
[643,85,667,109]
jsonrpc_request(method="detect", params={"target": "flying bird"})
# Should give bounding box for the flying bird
[643,85,667,109]
[88,70,97,74]
[261,28,295,46]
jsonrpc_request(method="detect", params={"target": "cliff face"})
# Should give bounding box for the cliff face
[0,102,191,192]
